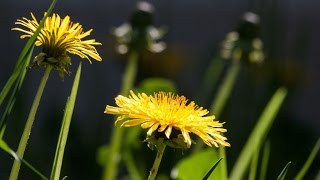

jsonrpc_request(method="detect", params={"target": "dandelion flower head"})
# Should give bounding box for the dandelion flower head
[105,91,230,149]
[12,13,102,77]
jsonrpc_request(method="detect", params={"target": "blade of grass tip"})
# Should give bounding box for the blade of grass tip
[294,138,320,180]
[249,147,259,180]
[202,158,223,180]
[50,63,81,180]
[277,161,292,180]
[259,140,270,180]
[229,87,287,180]
[0,46,33,132]
[0,0,57,105]
[0,138,19,161]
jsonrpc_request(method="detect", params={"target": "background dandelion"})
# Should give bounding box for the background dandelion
[0,0,319,179]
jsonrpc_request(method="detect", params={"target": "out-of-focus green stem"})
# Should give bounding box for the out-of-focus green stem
[147,144,166,180]
[195,57,224,105]
[123,150,143,180]
[9,65,53,180]
[209,51,242,118]
[249,147,259,180]
[103,51,138,180]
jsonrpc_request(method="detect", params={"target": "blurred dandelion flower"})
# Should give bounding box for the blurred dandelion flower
[105,90,230,149]
[112,1,166,54]
[220,12,264,63]
[12,13,102,77]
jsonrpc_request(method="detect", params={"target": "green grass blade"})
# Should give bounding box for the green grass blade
[277,161,291,180]
[249,147,259,180]
[0,0,57,105]
[0,138,19,161]
[294,138,320,180]
[0,46,33,131]
[259,140,270,180]
[50,63,82,180]
[229,87,287,180]
[0,138,48,180]
[202,158,223,180]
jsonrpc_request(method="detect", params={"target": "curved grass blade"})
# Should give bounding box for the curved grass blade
[202,158,223,180]
[0,138,48,180]
[277,161,292,180]
[50,63,82,180]
[229,87,287,180]
[294,138,320,180]
[0,46,33,131]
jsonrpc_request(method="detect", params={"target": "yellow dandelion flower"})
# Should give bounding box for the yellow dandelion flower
[105,90,230,148]
[12,13,102,77]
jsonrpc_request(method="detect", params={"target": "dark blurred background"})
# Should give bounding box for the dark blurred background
[0,0,319,179]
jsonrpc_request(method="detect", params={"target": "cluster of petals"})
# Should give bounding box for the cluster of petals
[105,90,230,148]
[12,13,102,62]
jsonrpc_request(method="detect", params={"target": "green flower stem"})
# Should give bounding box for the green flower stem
[209,54,241,118]
[148,144,166,180]
[9,65,53,180]
[103,51,138,180]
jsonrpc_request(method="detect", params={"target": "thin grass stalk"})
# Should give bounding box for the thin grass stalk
[9,65,53,180]
[229,87,287,180]
[50,63,82,180]
[249,148,259,180]
[103,51,138,180]
[294,138,320,180]
[259,140,270,180]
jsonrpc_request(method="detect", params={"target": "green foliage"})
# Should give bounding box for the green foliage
[137,77,178,95]
[173,149,221,180]
[202,158,223,180]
